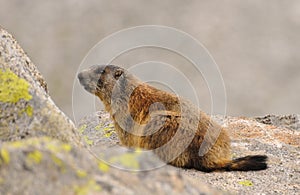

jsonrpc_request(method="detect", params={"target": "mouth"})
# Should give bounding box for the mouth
[78,76,86,87]
[82,85,97,94]
[83,86,90,91]
[78,78,95,94]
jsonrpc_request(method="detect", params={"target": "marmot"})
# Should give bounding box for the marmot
[78,65,267,172]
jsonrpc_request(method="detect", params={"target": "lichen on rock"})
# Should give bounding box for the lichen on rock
[0,27,80,144]
[0,68,32,103]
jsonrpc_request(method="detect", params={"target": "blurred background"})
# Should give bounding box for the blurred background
[0,0,299,119]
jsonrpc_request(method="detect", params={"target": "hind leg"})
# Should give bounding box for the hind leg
[195,129,232,171]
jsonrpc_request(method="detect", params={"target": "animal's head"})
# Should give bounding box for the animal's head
[78,65,127,103]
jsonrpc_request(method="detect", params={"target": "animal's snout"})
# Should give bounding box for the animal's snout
[78,71,90,85]
[77,72,84,82]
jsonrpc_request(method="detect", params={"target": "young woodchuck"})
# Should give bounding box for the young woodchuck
[78,65,268,172]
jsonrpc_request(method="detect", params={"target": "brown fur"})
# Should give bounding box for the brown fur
[78,65,267,172]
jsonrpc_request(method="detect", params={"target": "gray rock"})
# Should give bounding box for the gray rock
[188,115,300,194]
[82,112,300,194]
[0,136,225,195]
[0,27,80,144]
[254,114,300,131]
[81,112,300,194]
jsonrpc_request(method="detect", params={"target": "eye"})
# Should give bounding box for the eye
[95,67,105,74]
[114,69,123,79]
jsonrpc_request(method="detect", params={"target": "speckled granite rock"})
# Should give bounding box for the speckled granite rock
[191,115,300,194]
[0,27,80,144]
[254,114,300,131]
[79,112,300,194]
[0,136,225,195]
[76,111,227,194]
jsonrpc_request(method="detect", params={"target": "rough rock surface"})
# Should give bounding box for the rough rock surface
[79,112,300,194]
[191,115,299,194]
[0,136,224,195]
[0,27,80,144]
[254,114,300,131]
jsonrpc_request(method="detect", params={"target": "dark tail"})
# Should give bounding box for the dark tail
[225,155,268,171]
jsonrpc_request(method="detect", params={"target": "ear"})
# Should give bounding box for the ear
[114,68,124,79]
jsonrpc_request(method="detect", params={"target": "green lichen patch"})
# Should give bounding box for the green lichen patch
[73,179,102,195]
[10,141,23,148]
[103,128,114,138]
[0,148,10,164]
[61,144,72,152]
[0,69,32,103]
[46,142,72,153]
[238,180,253,187]
[51,154,66,172]
[109,151,140,170]
[76,169,87,178]
[18,105,34,117]
[83,136,93,146]
[100,123,115,138]
[98,161,110,173]
[94,124,102,131]
[26,150,43,164]
[78,124,87,134]
[25,105,33,117]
